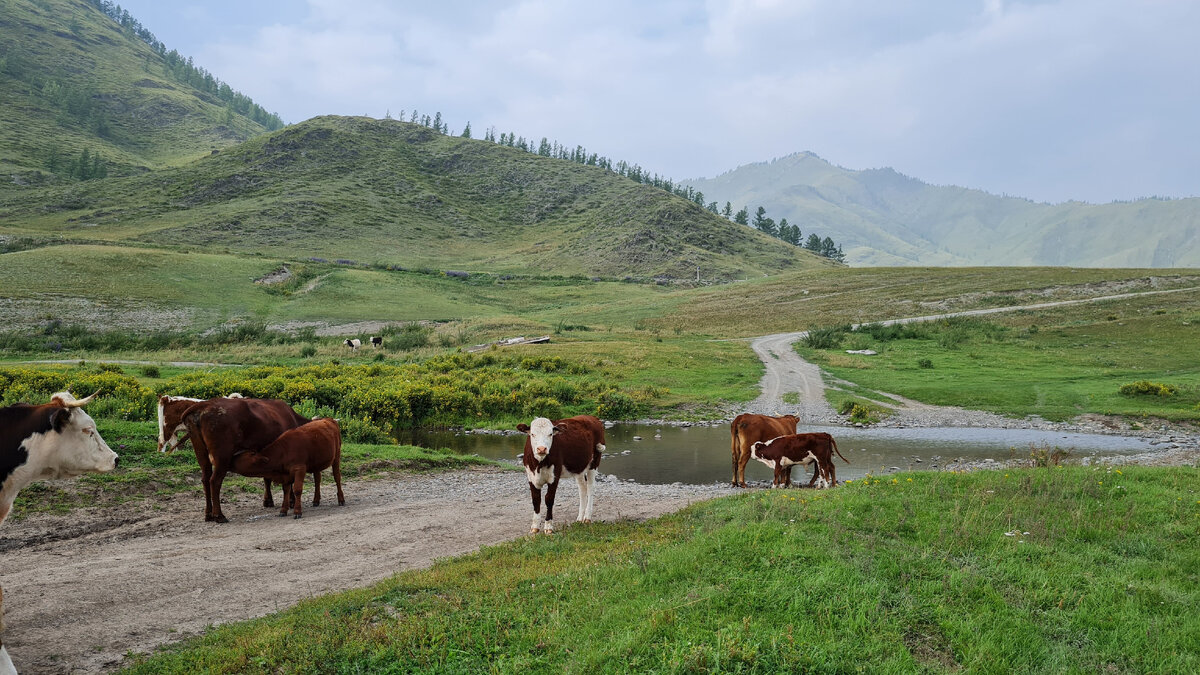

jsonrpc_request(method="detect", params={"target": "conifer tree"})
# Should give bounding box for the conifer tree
[734,208,749,225]
[461,122,471,138]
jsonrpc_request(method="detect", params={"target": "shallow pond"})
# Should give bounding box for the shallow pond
[398,424,1156,486]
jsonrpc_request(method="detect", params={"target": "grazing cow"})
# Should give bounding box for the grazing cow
[179,397,310,522]
[370,336,382,348]
[158,394,285,508]
[1,391,118,525]
[729,413,799,487]
[750,433,848,488]
[344,338,362,350]
[231,418,344,518]
[517,415,604,534]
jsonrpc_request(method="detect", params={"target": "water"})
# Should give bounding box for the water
[397,424,1156,486]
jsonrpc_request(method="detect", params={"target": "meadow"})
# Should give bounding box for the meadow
[117,464,1200,673]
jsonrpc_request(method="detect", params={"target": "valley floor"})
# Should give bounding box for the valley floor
[0,467,733,674]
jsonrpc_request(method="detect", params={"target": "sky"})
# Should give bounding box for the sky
[113,0,1200,204]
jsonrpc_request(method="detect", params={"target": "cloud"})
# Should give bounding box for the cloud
[162,0,1200,202]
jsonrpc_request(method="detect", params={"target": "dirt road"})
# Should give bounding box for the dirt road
[0,468,733,673]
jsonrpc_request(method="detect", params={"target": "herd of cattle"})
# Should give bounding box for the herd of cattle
[0,390,845,672]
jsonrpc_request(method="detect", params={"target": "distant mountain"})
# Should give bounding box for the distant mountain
[0,116,834,279]
[0,0,282,181]
[685,152,1200,267]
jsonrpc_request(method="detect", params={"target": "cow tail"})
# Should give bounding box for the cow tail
[832,438,849,464]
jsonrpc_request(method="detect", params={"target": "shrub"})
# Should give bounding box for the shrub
[300,344,317,358]
[596,390,638,419]
[339,417,393,444]
[1119,380,1178,397]
[802,325,849,349]
[1029,443,1070,467]
[917,358,933,369]
[139,365,161,378]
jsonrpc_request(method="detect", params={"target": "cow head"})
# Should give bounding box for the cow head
[517,417,563,462]
[750,440,765,460]
[39,391,119,476]
[157,395,201,453]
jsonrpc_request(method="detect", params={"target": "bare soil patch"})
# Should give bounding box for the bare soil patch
[0,467,732,674]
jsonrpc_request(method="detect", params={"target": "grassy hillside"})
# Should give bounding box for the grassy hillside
[0,0,280,179]
[685,152,1200,267]
[0,116,830,279]
[119,465,1200,673]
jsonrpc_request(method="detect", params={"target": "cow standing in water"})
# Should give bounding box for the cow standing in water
[729,413,799,487]
[750,432,848,488]
[517,415,604,535]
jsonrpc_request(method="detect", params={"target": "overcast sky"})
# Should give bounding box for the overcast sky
[114,0,1199,204]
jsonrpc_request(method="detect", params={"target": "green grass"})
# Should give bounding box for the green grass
[117,465,1200,673]
[3,419,506,521]
[798,293,1200,422]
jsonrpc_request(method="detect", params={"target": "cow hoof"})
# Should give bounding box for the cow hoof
[294,513,302,519]
[215,515,229,524]
[582,519,591,524]
[543,529,554,535]
[530,527,540,535]
[205,514,216,522]
[278,512,287,517]
[312,501,320,507]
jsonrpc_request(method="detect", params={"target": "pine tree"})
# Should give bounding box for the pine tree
[461,122,471,138]
[722,202,733,219]
[433,111,443,132]
[734,208,749,225]
[805,234,823,253]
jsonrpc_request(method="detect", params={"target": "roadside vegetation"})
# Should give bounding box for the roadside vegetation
[795,290,1200,422]
[118,464,1200,673]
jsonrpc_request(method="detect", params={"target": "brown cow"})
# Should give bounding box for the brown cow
[729,413,799,487]
[231,418,344,519]
[157,394,287,508]
[517,415,604,535]
[750,432,848,488]
[180,397,310,522]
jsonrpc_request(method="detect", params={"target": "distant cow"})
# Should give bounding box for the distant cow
[344,338,362,350]
[231,418,344,519]
[370,336,382,348]
[750,432,848,488]
[180,397,310,522]
[729,413,799,487]
[158,394,301,509]
[517,415,604,534]
[1,391,118,525]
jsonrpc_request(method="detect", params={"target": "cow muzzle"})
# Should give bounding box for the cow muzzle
[534,448,549,461]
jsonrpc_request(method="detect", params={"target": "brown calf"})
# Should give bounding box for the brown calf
[750,432,848,488]
[517,415,604,534]
[730,413,799,487]
[231,418,345,519]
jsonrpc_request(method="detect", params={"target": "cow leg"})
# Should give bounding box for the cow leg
[193,443,215,521]
[573,473,588,521]
[279,484,291,517]
[311,471,321,507]
[736,446,751,488]
[783,464,794,488]
[332,450,346,506]
[583,468,597,522]
[528,483,544,534]
[209,463,230,523]
[290,468,305,519]
[543,479,559,534]
[262,478,274,508]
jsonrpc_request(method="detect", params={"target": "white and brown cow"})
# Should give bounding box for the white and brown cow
[517,415,604,534]
[750,432,848,488]
[344,338,362,350]
[1,391,119,525]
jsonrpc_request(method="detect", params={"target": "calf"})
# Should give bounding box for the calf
[344,338,362,350]
[1,391,118,525]
[230,418,345,519]
[730,413,799,487]
[750,432,848,488]
[370,336,383,348]
[517,415,604,534]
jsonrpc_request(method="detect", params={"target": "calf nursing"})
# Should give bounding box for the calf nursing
[231,418,345,519]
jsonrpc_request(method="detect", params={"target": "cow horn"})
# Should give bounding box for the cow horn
[57,390,100,407]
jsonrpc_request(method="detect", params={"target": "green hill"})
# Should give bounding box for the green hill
[685,152,1200,267]
[0,116,832,279]
[0,0,282,180]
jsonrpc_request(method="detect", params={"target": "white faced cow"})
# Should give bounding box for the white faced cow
[517,415,604,535]
[1,391,119,525]
[344,338,361,350]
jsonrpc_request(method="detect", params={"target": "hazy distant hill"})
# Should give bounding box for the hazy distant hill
[0,0,281,180]
[0,116,832,279]
[685,152,1200,267]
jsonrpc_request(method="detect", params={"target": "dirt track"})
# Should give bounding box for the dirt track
[0,468,732,673]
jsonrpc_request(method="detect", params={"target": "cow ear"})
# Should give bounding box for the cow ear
[516,423,530,433]
[51,407,73,433]
[552,424,566,434]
